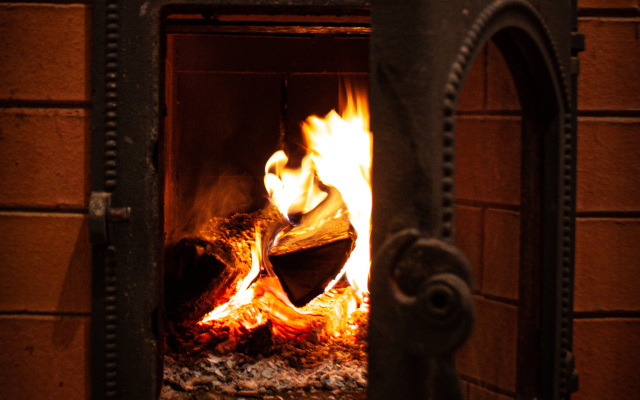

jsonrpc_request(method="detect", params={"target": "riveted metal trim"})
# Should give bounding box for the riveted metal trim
[105,245,118,399]
[104,1,119,192]
[559,110,577,398]
[564,2,583,394]
[104,1,119,395]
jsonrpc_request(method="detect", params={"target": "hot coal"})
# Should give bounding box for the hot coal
[164,302,367,359]
[235,321,275,357]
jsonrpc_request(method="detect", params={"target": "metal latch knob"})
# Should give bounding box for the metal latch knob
[89,192,131,245]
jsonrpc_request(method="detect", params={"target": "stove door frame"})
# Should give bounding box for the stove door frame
[89,0,581,399]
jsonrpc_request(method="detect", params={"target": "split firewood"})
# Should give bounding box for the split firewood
[269,240,354,307]
[267,186,357,307]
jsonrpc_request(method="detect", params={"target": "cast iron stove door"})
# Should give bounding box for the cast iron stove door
[90,0,582,399]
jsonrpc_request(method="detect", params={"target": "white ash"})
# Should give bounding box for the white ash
[161,346,366,399]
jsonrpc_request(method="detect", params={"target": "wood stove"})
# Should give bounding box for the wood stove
[90,1,584,399]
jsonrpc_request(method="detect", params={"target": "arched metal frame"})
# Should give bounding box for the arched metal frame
[446,3,576,399]
[90,0,580,399]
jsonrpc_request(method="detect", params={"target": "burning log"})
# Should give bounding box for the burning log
[169,238,244,322]
[269,187,355,255]
[169,191,357,318]
[166,213,258,322]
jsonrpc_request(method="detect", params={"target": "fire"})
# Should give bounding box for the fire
[198,83,371,341]
[265,86,372,296]
[199,222,361,339]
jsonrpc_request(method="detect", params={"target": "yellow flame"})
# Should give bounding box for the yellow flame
[304,89,371,295]
[264,84,372,296]
[264,151,328,218]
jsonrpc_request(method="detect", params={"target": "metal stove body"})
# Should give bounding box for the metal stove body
[90,0,582,399]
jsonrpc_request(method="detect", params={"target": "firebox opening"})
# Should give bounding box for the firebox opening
[160,9,371,399]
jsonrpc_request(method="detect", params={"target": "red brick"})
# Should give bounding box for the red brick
[0,315,89,400]
[482,209,520,301]
[455,205,484,291]
[0,108,90,209]
[486,40,520,111]
[0,4,90,101]
[578,0,639,9]
[0,212,91,313]
[456,297,518,392]
[578,18,640,111]
[456,116,521,205]
[573,319,640,400]
[458,46,485,112]
[575,218,640,312]
[577,118,640,212]
[468,383,514,400]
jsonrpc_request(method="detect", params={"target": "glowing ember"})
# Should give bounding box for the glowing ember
[198,83,372,341]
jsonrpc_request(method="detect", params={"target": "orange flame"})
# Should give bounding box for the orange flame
[200,224,263,325]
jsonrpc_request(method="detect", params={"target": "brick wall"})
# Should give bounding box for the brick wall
[0,2,637,400]
[573,2,640,399]
[0,3,92,400]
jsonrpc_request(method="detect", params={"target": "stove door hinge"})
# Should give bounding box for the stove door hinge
[571,32,585,76]
[89,191,132,245]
